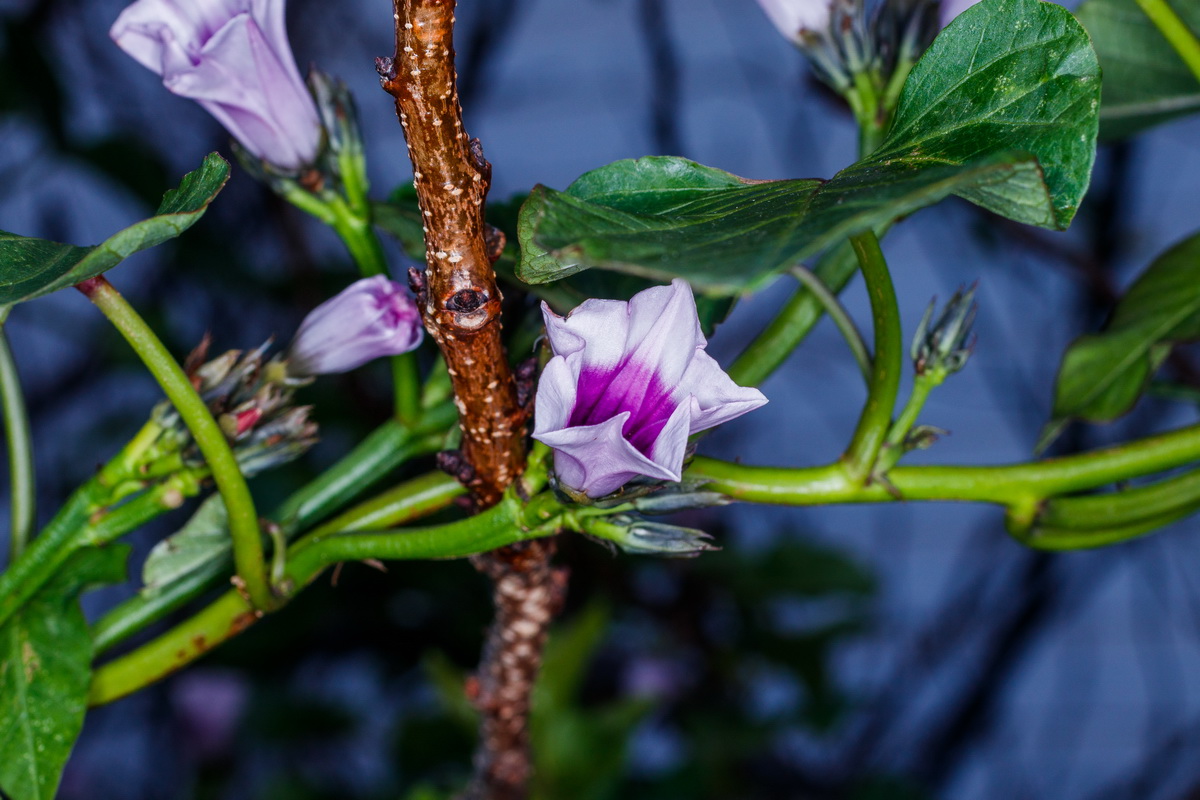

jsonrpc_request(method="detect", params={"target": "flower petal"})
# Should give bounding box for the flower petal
[535,413,679,498]
[679,350,769,434]
[531,353,580,436]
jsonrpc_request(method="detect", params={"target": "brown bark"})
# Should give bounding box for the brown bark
[377,0,523,505]
[377,3,564,798]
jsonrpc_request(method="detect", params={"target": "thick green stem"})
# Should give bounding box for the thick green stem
[688,420,1200,522]
[89,491,565,705]
[1134,0,1200,83]
[842,231,903,483]
[1038,466,1200,530]
[790,265,872,385]
[77,277,272,610]
[0,320,35,560]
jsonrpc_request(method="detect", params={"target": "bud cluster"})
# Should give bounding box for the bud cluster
[153,338,318,479]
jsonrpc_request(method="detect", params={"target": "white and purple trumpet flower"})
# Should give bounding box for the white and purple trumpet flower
[111,0,322,170]
[286,276,423,377]
[533,279,767,499]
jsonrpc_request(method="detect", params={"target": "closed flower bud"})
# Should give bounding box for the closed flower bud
[151,338,319,478]
[588,515,720,558]
[110,0,322,171]
[912,284,977,379]
[285,276,423,377]
[533,279,766,499]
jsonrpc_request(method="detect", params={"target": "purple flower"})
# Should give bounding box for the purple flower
[756,0,833,43]
[286,276,423,376]
[111,0,321,170]
[533,279,767,499]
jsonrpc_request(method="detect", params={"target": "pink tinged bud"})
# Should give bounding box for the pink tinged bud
[533,279,767,499]
[286,276,423,377]
[755,0,833,43]
[110,0,321,170]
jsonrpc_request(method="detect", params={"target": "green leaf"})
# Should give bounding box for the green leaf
[0,545,129,800]
[374,186,736,331]
[1076,0,1200,139]
[516,0,1099,294]
[1043,231,1200,448]
[141,494,228,596]
[0,153,230,305]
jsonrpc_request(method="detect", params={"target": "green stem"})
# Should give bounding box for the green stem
[90,490,565,705]
[0,320,35,560]
[1134,0,1200,83]
[876,372,940,473]
[790,265,872,386]
[78,277,272,610]
[298,471,465,540]
[0,479,103,630]
[1038,466,1200,530]
[1021,505,1198,551]
[91,477,202,545]
[728,242,862,387]
[688,420,1200,519]
[325,191,423,426]
[842,231,903,483]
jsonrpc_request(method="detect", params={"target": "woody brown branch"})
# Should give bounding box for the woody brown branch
[378,0,523,505]
[377,3,565,799]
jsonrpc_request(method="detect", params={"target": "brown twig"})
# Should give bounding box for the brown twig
[377,3,564,797]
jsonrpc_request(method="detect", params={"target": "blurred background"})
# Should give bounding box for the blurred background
[2,0,1200,797]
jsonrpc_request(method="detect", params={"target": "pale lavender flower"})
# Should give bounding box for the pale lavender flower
[286,276,423,376]
[111,0,321,170]
[756,0,834,43]
[533,279,767,499]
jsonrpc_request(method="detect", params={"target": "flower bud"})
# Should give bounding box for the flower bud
[285,276,423,377]
[110,0,322,171]
[152,338,318,477]
[588,515,720,558]
[911,284,977,379]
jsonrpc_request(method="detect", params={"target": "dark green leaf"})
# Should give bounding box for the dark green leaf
[516,0,1099,293]
[141,494,228,596]
[0,153,230,305]
[375,187,737,331]
[0,545,129,800]
[1043,232,1200,448]
[1076,0,1200,139]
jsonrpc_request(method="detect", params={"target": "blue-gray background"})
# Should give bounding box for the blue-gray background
[2,0,1200,797]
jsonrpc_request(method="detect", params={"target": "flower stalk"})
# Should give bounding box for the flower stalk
[841,230,903,484]
[76,276,274,610]
[0,317,35,560]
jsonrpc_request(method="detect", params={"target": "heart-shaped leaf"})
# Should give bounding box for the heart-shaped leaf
[1075,0,1200,139]
[0,153,230,306]
[1042,231,1200,449]
[516,0,1099,294]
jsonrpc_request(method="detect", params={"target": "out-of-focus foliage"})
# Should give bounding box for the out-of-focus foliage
[1075,0,1200,139]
